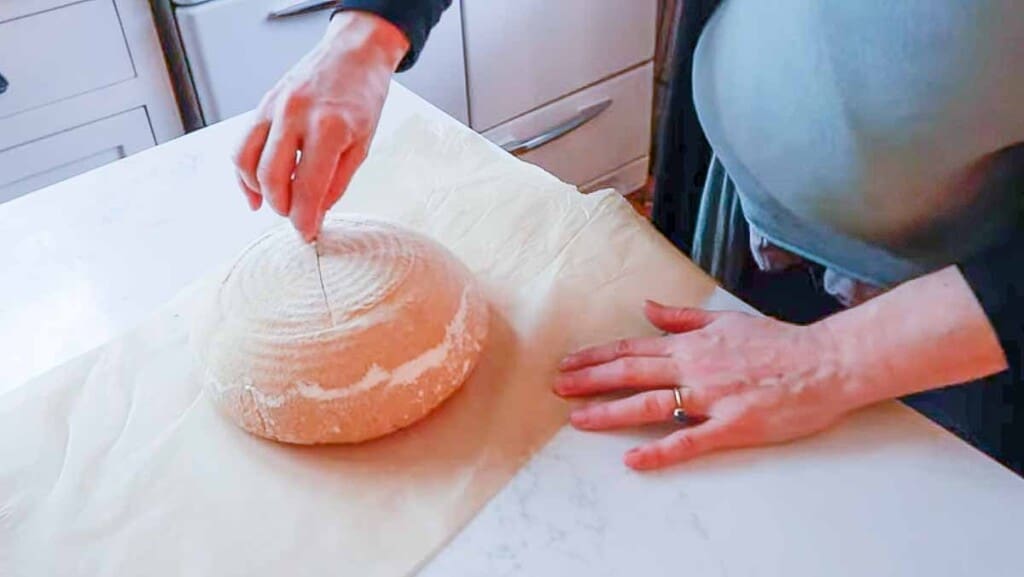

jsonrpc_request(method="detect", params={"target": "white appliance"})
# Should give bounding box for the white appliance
[163,0,657,194]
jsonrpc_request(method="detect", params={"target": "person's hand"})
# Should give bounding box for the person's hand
[233,11,409,242]
[554,301,859,470]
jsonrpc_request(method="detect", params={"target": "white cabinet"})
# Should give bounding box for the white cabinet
[582,157,650,195]
[2,0,656,202]
[469,1,657,194]
[172,0,469,124]
[0,0,183,204]
[482,63,653,189]
[0,0,134,119]
[0,108,155,203]
[462,0,658,131]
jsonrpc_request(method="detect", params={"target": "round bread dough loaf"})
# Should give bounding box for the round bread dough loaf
[190,214,490,444]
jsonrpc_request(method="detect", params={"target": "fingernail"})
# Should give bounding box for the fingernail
[558,356,575,371]
[624,448,647,469]
[625,448,641,463]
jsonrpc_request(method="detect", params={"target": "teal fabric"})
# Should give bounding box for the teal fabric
[692,0,1024,287]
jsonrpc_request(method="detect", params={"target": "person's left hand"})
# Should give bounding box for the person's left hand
[554,301,860,470]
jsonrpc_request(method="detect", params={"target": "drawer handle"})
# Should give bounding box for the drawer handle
[268,0,337,20]
[500,99,613,156]
[0,71,7,95]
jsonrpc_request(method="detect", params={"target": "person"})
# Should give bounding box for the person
[233,1,1024,473]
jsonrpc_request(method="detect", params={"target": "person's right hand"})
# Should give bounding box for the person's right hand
[233,11,410,242]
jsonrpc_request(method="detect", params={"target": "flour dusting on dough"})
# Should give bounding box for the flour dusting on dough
[193,215,490,444]
[220,287,476,407]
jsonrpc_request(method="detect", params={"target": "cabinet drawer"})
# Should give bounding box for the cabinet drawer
[581,156,650,195]
[482,63,653,188]
[0,0,135,119]
[0,108,155,203]
[176,0,468,124]
[463,0,657,130]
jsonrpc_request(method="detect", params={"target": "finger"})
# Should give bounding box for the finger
[290,124,349,241]
[237,176,262,211]
[256,121,300,216]
[313,145,368,234]
[644,300,720,334]
[625,419,738,470]
[554,357,678,397]
[569,387,710,431]
[233,118,271,195]
[559,336,668,372]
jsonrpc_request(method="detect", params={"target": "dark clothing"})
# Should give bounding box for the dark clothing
[963,227,1024,389]
[659,1,1024,398]
[652,0,722,255]
[334,0,451,72]
[687,1,1024,473]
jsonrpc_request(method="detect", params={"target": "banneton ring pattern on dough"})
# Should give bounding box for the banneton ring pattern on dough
[190,214,490,444]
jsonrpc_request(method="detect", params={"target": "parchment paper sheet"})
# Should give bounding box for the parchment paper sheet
[0,117,715,576]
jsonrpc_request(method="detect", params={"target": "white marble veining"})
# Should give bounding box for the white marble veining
[420,402,1024,577]
[3,84,1024,577]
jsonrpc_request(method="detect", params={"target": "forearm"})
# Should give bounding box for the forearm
[334,0,451,71]
[324,11,409,72]
[817,265,1008,408]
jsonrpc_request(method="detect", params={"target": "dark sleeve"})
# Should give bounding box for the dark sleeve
[959,226,1024,379]
[334,0,452,72]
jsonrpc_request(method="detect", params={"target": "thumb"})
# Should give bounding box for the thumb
[644,300,719,334]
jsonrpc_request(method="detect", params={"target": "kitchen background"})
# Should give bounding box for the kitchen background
[0,0,683,212]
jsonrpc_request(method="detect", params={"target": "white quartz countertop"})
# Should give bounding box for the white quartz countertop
[2,85,1023,576]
